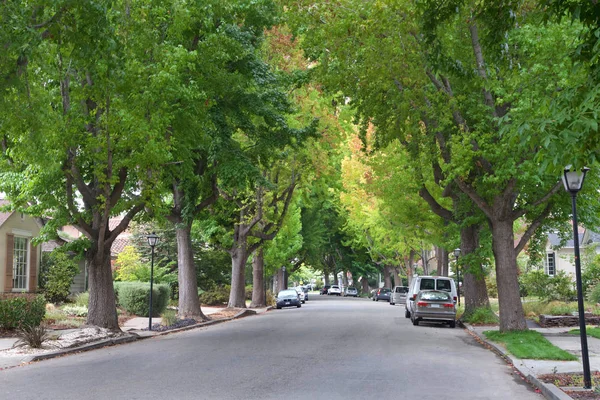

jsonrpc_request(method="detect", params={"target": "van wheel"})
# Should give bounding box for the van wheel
[405,309,410,318]
[412,317,419,326]
[449,321,456,328]
[390,302,394,305]
[297,304,301,308]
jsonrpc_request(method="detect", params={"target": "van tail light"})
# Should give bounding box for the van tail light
[443,303,455,308]
[453,296,457,302]
[413,294,417,300]
[417,302,428,307]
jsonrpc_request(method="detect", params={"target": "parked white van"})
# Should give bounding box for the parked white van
[405,276,457,318]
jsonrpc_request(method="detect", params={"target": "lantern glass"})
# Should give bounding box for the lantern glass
[147,232,159,247]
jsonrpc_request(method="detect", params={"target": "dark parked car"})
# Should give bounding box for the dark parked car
[320,285,331,295]
[372,287,391,302]
[276,289,302,309]
[411,290,456,328]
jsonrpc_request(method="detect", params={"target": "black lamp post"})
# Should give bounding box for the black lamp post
[562,166,591,389]
[146,232,159,331]
[454,248,461,306]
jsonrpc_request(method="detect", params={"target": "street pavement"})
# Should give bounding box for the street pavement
[0,295,549,400]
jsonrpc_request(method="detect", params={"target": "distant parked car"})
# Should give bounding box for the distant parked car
[372,287,391,302]
[301,286,310,301]
[390,286,408,305]
[411,290,456,328]
[320,285,331,295]
[294,287,306,303]
[276,289,302,309]
[328,285,342,296]
[344,287,358,297]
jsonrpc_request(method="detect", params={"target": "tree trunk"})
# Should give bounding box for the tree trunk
[342,271,349,288]
[492,218,527,331]
[461,224,491,319]
[361,276,369,294]
[392,267,401,287]
[176,225,207,320]
[228,245,248,308]
[86,245,119,331]
[250,248,266,308]
[383,265,392,288]
[437,247,449,276]
[276,268,285,292]
[324,272,330,286]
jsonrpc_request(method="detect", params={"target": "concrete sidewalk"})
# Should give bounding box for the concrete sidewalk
[468,324,600,400]
[0,306,269,370]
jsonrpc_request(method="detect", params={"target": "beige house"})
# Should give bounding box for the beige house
[544,228,600,278]
[0,202,42,294]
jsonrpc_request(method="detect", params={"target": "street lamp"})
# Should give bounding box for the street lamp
[562,166,591,389]
[146,232,159,331]
[453,248,461,306]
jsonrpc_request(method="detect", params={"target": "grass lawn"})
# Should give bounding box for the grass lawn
[483,330,577,361]
[569,327,600,339]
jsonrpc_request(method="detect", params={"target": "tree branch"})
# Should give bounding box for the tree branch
[454,177,494,219]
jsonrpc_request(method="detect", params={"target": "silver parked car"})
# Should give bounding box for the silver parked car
[389,286,408,305]
[411,290,456,328]
[276,289,302,309]
[344,287,358,297]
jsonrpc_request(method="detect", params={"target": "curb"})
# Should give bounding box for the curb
[5,307,270,367]
[463,323,574,400]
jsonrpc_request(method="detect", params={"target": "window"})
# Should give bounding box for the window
[436,279,452,292]
[546,253,556,276]
[12,237,28,290]
[420,278,435,290]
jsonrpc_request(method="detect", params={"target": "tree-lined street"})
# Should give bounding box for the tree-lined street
[1,297,541,399]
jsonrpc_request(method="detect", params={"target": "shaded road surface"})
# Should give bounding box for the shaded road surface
[1,294,542,400]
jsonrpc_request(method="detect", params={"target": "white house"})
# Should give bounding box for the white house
[544,228,600,277]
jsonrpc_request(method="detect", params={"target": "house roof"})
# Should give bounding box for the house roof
[0,199,14,228]
[111,237,131,257]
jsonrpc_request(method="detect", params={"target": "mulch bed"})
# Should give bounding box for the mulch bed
[538,372,600,399]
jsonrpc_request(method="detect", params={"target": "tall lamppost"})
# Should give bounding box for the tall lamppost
[146,232,159,331]
[454,248,461,306]
[563,166,591,388]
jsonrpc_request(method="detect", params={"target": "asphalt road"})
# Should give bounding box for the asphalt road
[1,294,543,400]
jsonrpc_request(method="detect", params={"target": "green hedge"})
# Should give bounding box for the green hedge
[199,285,230,306]
[114,282,169,317]
[0,294,46,329]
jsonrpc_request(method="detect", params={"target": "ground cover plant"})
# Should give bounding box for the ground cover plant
[538,372,600,399]
[483,330,577,360]
[570,327,600,339]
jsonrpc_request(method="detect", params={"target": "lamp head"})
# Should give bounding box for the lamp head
[562,166,590,194]
[454,248,461,258]
[146,232,159,248]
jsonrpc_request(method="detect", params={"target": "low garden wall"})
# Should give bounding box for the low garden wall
[539,314,600,327]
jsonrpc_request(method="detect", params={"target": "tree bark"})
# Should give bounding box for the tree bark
[492,218,527,331]
[228,245,248,308]
[250,248,266,308]
[460,224,491,319]
[392,267,401,287]
[86,245,119,331]
[361,276,369,294]
[383,265,392,288]
[176,224,207,320]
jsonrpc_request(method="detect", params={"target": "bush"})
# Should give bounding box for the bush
[74,292,89,307]
[0,294,46,329]
[40,251,80,303]
[588,283,600,304]
[266,290,276,307]
[461,307,499,325]
[62,305,88,317]
[161,309,178,327]
[199,286,230,306]
[245,285,253,300]
[520,270,575,302]
[13,324,49,349]
[485,276,498,298]
[113,282,170,317]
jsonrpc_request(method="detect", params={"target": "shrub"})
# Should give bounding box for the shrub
[520,270,575,302]
[199,286,230,306]
[461,307,499,325]
[40,251,80,303]
[13,324,49,349]
[588,283,600,304]
[0,294,46,329]
[161,309,178,327]
[266,290,276,307]
[114,282,170,317]
[245,285,253,300]
[62,305,88,317]
[74,292,89,307]
[485,276,498,298]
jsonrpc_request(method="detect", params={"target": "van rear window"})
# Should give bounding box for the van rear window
[420,279,435,290]
[436,279,451,291]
